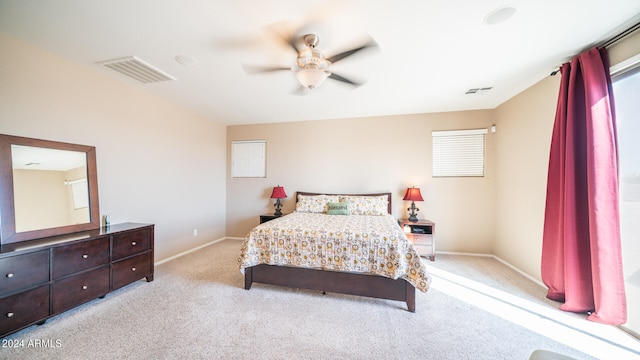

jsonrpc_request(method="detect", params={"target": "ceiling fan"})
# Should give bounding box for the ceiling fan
[245,33,378,92]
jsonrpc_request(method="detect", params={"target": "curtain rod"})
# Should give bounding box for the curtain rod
[602,21,640,48]
[550,20,640,76]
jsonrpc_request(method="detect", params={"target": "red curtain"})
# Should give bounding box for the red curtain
[542,47,626,324]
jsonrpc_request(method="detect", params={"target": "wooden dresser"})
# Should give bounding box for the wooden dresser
[0,223,154,338]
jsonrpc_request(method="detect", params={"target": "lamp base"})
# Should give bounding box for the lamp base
[274,199,283,216]
[407,201,419,222]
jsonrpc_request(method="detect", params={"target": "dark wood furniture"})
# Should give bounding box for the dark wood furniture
[244,191,417,312]
[0,223,154,338]
[259,214,286,224]
[399,219,436,261]
[0,134,101,245]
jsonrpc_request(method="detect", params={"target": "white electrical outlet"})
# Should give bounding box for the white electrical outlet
[193,229,198,236]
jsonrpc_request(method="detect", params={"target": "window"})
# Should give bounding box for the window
[432,129,487,177]
[231,140,266,178]
[68,178,88,209]
[612,55,640,336]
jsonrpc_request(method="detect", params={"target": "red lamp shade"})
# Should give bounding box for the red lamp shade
[271,186,287,199]
[403,187,423,202]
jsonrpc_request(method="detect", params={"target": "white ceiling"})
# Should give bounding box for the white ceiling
[1,1,639,126]
[12,145,86,171]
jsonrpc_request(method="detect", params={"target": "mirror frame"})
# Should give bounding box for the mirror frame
[0,134,100,245]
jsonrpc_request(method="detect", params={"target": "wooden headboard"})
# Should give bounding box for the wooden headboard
[296,191,392,215]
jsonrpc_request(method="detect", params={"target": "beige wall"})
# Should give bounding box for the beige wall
[0,33,228,262]
[609,28,640,67]
[493,75,559,281]
[227,111,497,254]
[13,169,72,231]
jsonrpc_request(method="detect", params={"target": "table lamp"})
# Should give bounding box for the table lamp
[403,186,424,222]
[270,185,287,216]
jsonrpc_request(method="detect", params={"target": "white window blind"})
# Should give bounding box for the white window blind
[232,140,266,178]
[70,178,89,209]
[432,129,487,177]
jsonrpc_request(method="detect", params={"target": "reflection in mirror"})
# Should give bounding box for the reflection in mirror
[11,145,90,232]
[0,134,100,245]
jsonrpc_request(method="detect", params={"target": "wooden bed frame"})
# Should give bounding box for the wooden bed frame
[244,191,416,312]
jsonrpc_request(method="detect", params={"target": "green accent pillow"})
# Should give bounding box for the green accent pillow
[326,202,350,215]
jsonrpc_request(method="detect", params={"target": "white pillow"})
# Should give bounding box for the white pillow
[296,194,340,213]
[339,195,388,215]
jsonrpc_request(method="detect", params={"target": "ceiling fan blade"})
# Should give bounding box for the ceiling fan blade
[284,33,302,53]
[326,39,378,64]
[273,30,300,54]
[328,73,362,87]
[243,65,292,74]
[265,22,303,54]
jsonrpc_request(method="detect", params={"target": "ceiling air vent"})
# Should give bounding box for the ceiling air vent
[465,87,493,95]
[96,56,176,83]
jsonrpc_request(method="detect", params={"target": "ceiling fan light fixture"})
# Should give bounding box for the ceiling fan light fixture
[296,68,329,89]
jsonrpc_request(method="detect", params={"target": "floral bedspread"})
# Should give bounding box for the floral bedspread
[237,212,431,292]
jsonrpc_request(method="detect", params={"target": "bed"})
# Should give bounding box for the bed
[238,192,431,312]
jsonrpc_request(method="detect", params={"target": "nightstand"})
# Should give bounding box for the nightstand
[399,219,436,261]
[259,214,286,224]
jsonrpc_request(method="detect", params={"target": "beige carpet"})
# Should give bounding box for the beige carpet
[2,240,639,359]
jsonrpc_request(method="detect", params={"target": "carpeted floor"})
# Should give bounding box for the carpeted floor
[1,240,639,359]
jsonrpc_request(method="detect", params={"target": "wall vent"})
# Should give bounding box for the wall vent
[465,87,493,95]
[96,56,176,83]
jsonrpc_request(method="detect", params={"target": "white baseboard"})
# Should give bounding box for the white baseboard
[436,251,546,288]
[437,251,494,258]
[490,255,545,288]
[226,236,245,241]
[155,236,229,266]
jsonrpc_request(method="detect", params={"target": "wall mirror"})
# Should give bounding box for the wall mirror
[0,134,100,245]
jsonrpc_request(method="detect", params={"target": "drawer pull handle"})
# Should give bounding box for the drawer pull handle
[131,241,137,246]
[82,285,88,290]
[82,254,89,259]
[6,312,14,318]
[131,267,136,272]
[6,273,14,278]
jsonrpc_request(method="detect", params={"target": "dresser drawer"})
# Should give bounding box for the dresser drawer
[406,234,435,260]
[52,266,109,314]
[0,285,50,337]
[413,243,434,256]
[112,252,152,290]
[0,250,49,295]
[52,237,110,279]
[406,234,433,247]
[112,227,152,260]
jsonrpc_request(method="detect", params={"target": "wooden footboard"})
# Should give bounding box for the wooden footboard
[244,264,416,312]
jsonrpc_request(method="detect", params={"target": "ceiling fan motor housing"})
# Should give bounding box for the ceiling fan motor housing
[297,49,329,69]
[303,34,320,48]
[297,35,329,70]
